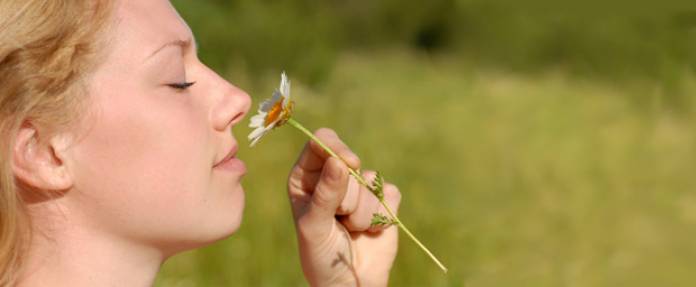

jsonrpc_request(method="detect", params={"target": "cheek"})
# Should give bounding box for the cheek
[69,86,238,244]
[84,88,206,192]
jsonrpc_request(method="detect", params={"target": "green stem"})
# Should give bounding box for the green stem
[287,118,448,273]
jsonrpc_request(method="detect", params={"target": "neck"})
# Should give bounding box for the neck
[17,202,165,287]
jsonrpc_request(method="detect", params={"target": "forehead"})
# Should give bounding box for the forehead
[111,0,192,59]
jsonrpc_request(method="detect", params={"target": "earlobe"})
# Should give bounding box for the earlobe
[12,123,74,192]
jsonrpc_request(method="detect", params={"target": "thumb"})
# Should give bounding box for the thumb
[307,157,349,224]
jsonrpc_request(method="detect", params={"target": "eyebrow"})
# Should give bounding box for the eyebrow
[145,36,198,62]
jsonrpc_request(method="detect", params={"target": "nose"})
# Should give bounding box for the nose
[206,68,252,132]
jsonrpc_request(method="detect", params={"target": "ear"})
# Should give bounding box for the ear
[12,123,73,191]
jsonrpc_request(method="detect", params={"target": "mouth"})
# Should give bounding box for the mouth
[213,145,239,168]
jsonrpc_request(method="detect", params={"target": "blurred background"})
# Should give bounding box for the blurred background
[156,0,696,286]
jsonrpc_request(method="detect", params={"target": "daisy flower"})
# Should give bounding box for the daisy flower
[247,72,447,273]
[248,72,295,147]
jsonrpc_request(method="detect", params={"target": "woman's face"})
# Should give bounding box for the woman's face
[65,0,250,253]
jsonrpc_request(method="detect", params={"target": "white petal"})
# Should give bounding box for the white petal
[266,121,277,131]
[247,122,277,147]
[247,127,266,139]
[249,113,266,128]
[249,128,266,147]
[280,72,290,98]
[249,136,262,147]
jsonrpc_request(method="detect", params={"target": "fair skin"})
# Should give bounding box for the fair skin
[12,1,400,286]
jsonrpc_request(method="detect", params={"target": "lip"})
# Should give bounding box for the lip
[215,145,238,166]
[213,145,246,173]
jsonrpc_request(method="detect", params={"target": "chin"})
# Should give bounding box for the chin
[162,189,246,256]
[205,189,246,242]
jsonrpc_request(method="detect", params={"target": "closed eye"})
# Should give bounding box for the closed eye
[167,81,196,90]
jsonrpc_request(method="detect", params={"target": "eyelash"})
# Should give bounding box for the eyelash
[167,81,196,90]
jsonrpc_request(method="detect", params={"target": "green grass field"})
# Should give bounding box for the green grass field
[154,49,696,286]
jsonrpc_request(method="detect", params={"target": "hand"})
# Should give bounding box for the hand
[287,128,402,287]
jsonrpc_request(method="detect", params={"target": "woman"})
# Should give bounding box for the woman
[0,0,402,286]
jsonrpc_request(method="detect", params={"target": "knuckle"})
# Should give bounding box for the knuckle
[312,189,334,209]
[354,217,371,231]
[362,170,378,181]
[368,225,387,233]
[314,128,336,139]
[343,217,368,232]
[344,152,361,169]
[336,205,349,215]
[384,184,401,203]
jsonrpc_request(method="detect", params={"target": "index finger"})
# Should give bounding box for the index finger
[293,128,361,172]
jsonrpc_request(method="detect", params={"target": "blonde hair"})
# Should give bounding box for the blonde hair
[0,1,112,284]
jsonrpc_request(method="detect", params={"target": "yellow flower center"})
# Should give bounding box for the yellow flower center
[264,97,284,127]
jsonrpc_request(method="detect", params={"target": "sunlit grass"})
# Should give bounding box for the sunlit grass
[155,50,696,287]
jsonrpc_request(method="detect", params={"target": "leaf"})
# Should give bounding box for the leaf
[369,171,385,200]
[370,213,395,227]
